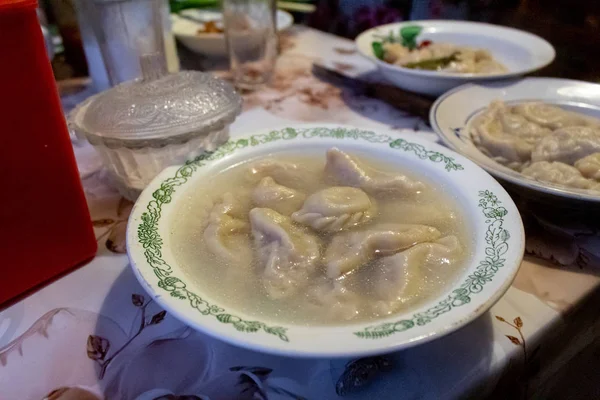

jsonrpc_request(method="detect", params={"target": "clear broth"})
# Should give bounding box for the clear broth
[170,150,472,325]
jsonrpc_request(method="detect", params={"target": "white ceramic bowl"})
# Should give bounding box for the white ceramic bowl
[355,20,555,96]
[431,77,600,204]
[127,125,524,357]
[172,9,294,57]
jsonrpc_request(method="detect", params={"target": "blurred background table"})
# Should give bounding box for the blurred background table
[46,0,600,84]
[1,23,600,399]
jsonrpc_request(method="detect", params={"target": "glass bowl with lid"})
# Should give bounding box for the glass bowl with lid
[69,62,242,200]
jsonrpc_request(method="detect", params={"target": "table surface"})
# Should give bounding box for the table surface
[2,26,600,400]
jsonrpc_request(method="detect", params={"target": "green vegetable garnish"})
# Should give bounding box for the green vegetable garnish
[404,53,459,70]
[400,25,423,50]
[372,42,384,60]
[388,30,395,43]
[371,24,424,60]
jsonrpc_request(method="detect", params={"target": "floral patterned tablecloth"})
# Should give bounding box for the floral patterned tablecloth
[2,26,600,400]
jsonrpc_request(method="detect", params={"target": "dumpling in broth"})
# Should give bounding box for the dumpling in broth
[531,126,600,165]
[325,147,425,195]
[252,177,306,216]
[247,159,307,189]
[307,280,361,321]
[203,192,251,263]
[371,236,462,315]
[311,236,462,319]
[249,207,320,299]
[575,153,600,181]
[174,147,472,324]
[324,224,441,279]
[292,186,374,232]
[377,201,457,229]
[513,102,600,130]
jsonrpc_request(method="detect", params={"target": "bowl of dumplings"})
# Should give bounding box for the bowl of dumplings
[432,78,600,204]
[127,124,525,357]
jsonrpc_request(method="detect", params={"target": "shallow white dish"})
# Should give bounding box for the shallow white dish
[355,20,555,96]
[431,77,600,203]
[172,9,293,57]
[127,125,524,357]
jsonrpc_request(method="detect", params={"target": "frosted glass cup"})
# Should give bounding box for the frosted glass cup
[223,0,277,90]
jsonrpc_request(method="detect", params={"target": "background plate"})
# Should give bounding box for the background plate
[355,20,555,95]
[431,77,600,204]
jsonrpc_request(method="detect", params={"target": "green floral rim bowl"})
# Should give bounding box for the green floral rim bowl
[126,124,525,357]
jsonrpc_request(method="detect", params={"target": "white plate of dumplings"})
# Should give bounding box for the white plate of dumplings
[126,124,524,357]
[431,78,600,203]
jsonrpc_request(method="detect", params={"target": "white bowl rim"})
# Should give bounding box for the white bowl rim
[126,124,525,357]
[171,9,294,39]
[355,19,556,79]
[430,77,600,203]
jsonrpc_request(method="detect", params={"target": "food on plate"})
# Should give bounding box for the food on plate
[291,186,375,232]
[252,177,306,216]
[172,148,470,324]
[372,25,507,74]
[521,162,600,191]
[250,207,321,299]
[531,126,600,164]
[197,20,223,34]
[471,100,600,192]
[324,147,425,195]
[575,153,600,180]
[372,235,462,315]
[323,224,441,279]
[203,192,252,264]
[194,14,250,35]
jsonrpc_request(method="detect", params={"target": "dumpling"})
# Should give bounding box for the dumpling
[323,224,441,278]
[575,153,600,181]
[252,177,306,215]
[531,126,600,165]
[324,147,425,195]
[387,42,455,66]
[311,236,462,319]
[470,101,545,167]
[249,208,320,299]
[306,279,361,321]
[497,105,550,144]
[292,186,374,232]
[374,236,462,300]
[522,161,600,191]
[377,201,457,229]
[203,192,251,263]
[512,102,600,130]
[371,236,463,314]
[382,42,409,64]
[468,50,507,74]
[247,159,307,189]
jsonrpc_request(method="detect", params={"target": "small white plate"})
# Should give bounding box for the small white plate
[172,9,294,57]
[431,77,600,203]
[355,20,555,96]
[127,124,524,357]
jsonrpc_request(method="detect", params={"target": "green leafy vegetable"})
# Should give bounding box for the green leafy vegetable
[372,42,384,60]
[371,24,424,60]
[404,52,459,70]
[169,0,217,13]
[400,25,423,50]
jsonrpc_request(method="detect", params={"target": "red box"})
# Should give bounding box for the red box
[0,0,97,306]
